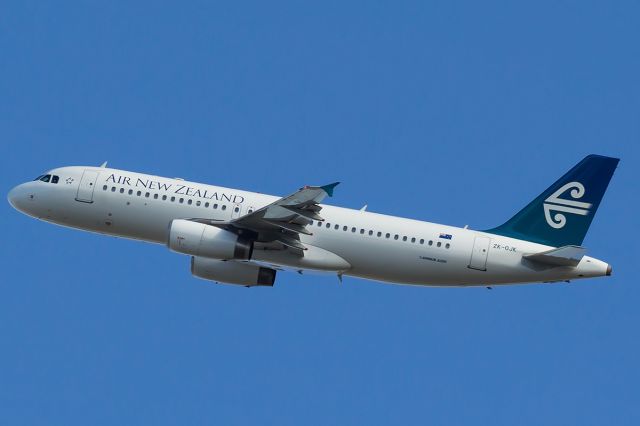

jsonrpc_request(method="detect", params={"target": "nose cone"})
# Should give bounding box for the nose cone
[7,183,31,214]
[8,185,20,209]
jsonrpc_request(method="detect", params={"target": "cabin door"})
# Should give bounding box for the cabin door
[75,170,99,203]
[468,236,491,271]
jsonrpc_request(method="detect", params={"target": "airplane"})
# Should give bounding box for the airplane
[7,155,619,288]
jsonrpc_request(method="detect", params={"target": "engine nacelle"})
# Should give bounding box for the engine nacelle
[168,219,253,260]
[191,257,276,287]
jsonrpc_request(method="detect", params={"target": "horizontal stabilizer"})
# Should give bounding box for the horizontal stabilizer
[523,245,586,267]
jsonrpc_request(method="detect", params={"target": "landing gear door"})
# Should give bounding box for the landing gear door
[76,170,99,203]
[468,236,491,271]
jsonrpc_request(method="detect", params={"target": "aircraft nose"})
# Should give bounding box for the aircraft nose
[8,185,20,209]
[7,183,32,213]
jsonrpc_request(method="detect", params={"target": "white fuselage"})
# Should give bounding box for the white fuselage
[8,166,611,286]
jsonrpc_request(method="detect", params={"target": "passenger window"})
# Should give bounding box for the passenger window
[111,187,116,192]
[402,236,407,241]
[368,230,373,236]
[188,199,193,205]
[103,185,108,190]
[394,235,399,240]
[411,237,416,243]
[428,240,433,246]
[154,194,158,199]
[318,222,322,227]
[335,224,339,230]
[222,205,227,210]
[145,192,150,198]
[136,191,141,196]
[437,242,442,247]
[120,188,125,193]
[128,189,133,195]
[326,223,331,228]
[445,243,450,249]
[420,239,424,244]
[385,233,390,238]
[171,196,176,202]
[360,229,365,234]
[234,206,239,212]
[351,227,356,233]
[204,202,209,207]
[40,175,51,183]
[163,195,167,201]
[343,226,348,231]
[51,175,59,184]
[179,198,184,203]
[196,200,200,206]
[213,203,218,209]
[377,232,382,237]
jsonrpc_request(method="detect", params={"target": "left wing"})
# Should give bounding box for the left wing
[192,182,339,251]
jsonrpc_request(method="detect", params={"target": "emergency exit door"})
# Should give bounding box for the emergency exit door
[75,170,99,203]
[468,236,491,271]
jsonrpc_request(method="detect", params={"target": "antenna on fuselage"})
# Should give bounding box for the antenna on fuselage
[99,161,108,168]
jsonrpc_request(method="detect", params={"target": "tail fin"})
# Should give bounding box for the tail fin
[485,154,619,247]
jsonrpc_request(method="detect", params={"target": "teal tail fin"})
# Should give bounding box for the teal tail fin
[485,154,619,247]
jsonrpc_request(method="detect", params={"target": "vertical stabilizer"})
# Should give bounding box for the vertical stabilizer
[485,155,619,247]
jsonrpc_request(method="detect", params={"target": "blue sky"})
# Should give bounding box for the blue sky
[1,1,638,424]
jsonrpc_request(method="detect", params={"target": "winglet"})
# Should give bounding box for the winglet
[321,182,340,197]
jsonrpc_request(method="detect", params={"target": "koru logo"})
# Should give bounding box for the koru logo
[543,182,592,229]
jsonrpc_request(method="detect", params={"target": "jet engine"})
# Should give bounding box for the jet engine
[168,219,253,260]
[191,256,276,287]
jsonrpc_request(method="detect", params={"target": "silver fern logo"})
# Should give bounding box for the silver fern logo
[543,182,592,229]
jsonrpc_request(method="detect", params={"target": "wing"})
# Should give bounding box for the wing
[192,182,339,252]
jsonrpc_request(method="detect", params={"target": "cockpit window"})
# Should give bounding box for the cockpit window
[33,174,60,183]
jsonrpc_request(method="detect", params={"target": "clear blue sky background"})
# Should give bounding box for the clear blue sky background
[1,1,638,425]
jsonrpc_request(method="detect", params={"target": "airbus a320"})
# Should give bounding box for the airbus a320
[8,155,618,288]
